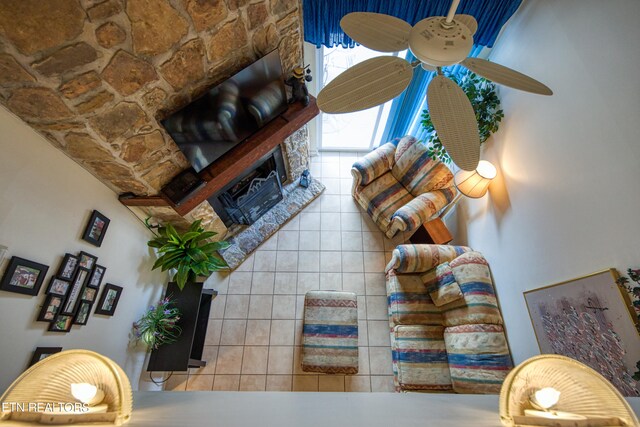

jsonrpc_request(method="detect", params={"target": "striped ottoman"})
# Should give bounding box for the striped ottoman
[302,290,359,374]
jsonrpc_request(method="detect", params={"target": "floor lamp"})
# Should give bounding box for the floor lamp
[440,160,497,219]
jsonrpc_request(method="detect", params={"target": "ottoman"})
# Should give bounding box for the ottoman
[302,290,359,374]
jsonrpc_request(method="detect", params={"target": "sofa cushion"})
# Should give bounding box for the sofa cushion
[391,136,454,197]
[353,172,413,231]
[440,251,503,327]
[393,325,453,392]
[422,262,463,307]
[387,274,443,327]
[444,324,512,394]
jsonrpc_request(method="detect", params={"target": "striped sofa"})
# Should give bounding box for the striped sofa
[385,244,513,394]
[351,136,456,238]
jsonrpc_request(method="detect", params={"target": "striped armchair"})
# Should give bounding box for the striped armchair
[351,136,456,238]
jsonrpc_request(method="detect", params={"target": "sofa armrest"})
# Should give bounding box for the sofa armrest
[351,142,397,189]
[385,244,472,274]
[389,187,457,235]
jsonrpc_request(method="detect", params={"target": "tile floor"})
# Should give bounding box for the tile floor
[165,152,411,392]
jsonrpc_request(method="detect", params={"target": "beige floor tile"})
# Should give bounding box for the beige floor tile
[212,375,240,391]
[358,347,370,375]
[341,231,363,251]
[320,194,341,212]
[365,296,388,320]
[362,231,385,252]
[385,251,394,265]
[295,295,305,319]
[343,272,365,294]
[320,251,342,272]
[370,375,395,392]
[319,272,342,290]
[277,231,300,250]
[367,320,391,346]
[292,375,319,391]
[267,346,294,374]
[342,251,364,273]
[272,295,296,319]
[258,233,278,251]
[361,215,380,233]
[239,375,266,391]
[205,272,230,294]
[358,321,368,346]
[340,195,360,212]
[318,375,345,391]
[276,251,298,272]
[384,233,405,252]
[320,212,341,231]
[248,295,273,319]
[369,347,393,375]
[209,294,226,319]
[340,213,362,231]
[186,375,214,391]
[253,251,277,272]
[244,319,271,346]
[164,374,188,391]
[294,320,303,346]
[364,252,386,273]
[220,319,247,345]
[299,212,321,231]
[224,295,250,319]
[293,346,309,375]
[228,272,253,294]
[189,346,218,375]
[215,346,244,374]
[274,272,297,294]
[345,375,371,392]
[297,272,319,294]
[280,215,300,231]
[266,375,292,391]
[205,319,223,346]
[241,346,269,374]
[310,162,322,176]
[298,250,320,272]
[322,178,340,194]
[299,230,320,251]
[235,253,255,272]
[270,319,295,345]
[251,272,275,294]
[365,273,386,295]
[304,197,321,213]
[320,230,342,251]
[339,178,352,195]
[357,295,367,319]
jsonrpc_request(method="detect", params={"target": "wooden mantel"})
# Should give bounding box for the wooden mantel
[119,96,320,216]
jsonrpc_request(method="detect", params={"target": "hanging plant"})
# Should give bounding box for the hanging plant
[421,69,504,164]
[146,218,230,290]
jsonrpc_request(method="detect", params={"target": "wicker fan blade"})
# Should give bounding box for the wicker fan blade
[317,56,413,114]
[455,14,478,35]
[340,12,411,53]
[462,58,553,95]
[427,75,480,171]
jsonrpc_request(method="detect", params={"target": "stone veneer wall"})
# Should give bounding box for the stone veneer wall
[0,0,306,236]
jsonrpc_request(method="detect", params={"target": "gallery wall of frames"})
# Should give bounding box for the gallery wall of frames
[0,210,123,334]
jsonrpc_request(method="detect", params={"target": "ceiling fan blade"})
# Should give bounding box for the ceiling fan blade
[340,12,411,52]
[462,58,553,95]
[455,14,477,35]
[317,56,413,114]
[427,75,480,171]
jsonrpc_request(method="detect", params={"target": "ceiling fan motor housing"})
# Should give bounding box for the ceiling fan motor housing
[409,17,473,67]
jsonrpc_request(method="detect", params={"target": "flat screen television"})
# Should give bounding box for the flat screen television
[161,49,288,172]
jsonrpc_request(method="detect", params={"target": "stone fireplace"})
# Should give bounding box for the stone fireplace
[0,0,307,241]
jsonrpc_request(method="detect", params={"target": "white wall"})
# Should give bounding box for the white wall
[455,0,640,363]
[0,106,166,391]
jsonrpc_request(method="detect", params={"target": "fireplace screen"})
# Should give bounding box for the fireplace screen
[221,170,283,225]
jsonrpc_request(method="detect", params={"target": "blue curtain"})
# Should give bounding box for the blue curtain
[303,0,522,50]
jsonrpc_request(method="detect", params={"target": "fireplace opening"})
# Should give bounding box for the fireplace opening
[209,146,287,227]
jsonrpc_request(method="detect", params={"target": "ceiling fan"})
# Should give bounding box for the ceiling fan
[316,0,552,171]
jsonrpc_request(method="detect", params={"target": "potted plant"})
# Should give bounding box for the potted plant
[132,297,182,350]
[421,69,504,164]
[146,218,230,290]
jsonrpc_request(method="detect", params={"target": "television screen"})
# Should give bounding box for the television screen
[161,49,288,172]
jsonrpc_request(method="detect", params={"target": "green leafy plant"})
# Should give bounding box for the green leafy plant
[132,297,182,350]
[420,69,504,164]
[146,218,229,290]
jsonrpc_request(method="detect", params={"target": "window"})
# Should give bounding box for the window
[318,45,406,151]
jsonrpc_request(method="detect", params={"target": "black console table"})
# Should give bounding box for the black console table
[146,282,215,372]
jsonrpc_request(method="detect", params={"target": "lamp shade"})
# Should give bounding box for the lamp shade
[454,160,497,198]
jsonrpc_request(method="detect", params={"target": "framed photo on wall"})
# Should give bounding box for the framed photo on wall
[81,286,97,303]
[87,265,106,289]
[48,314,73,333]
[45,277,70,297]
[28,347,62,367]
[0,256,49,296]
[56,253,79,281]
[94,284,122,316]
[73,302,92,325]
[61,268,90,315]
[82,210,110,247]
[524,269,640,396]
[78,252,97,270]
[37,294,64,322]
